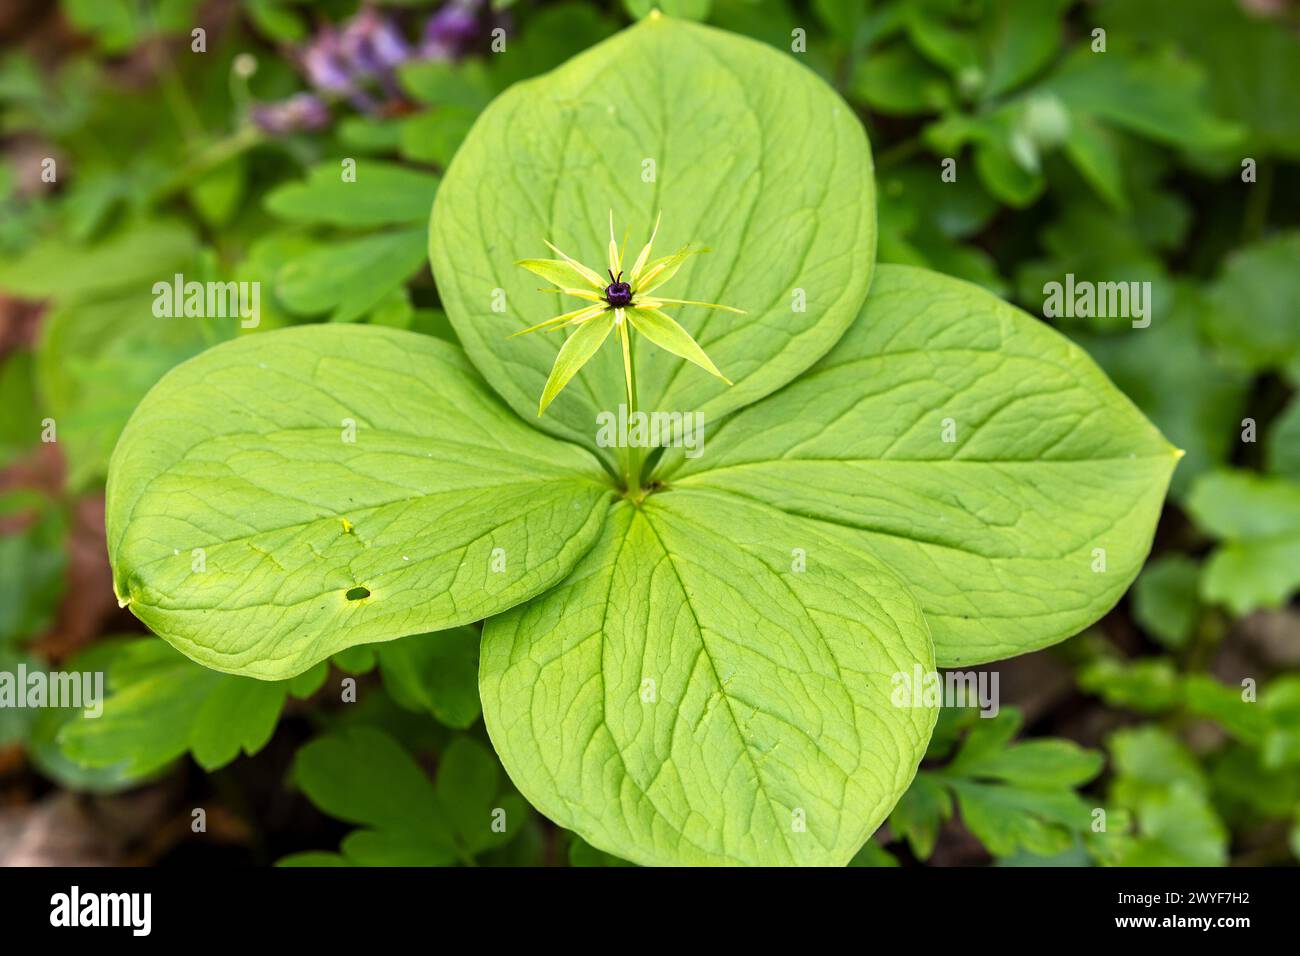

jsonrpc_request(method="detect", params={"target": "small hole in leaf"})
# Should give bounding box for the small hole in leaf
[345,586,370,601]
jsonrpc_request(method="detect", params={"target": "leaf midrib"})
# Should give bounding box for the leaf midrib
[636,505,801,865]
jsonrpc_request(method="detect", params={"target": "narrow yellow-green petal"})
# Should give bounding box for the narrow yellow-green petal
[561,305,607,328]
[633,245,705,295]
[511,315,570,337]
[517,258,602,291]
[542,241,606,289]
[537,287,604,302]
[607,210,620,276]
[639,295,746,315]
[628,211,662,285]
[511,303,605,337]
[626,307,731,385]
[538,313,615,415]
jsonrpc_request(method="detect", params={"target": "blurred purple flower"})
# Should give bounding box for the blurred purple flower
[302,27,355,95]
[274,3,482,123]
[341,7,412,76]
[420,0,482,61]
[250,93,330,135]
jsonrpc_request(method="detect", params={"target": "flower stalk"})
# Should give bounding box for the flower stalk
[620,323,643,497]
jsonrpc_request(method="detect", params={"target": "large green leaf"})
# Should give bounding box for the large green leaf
[430,15,875,456]
[626,0,711,21]
[481,489,936,866]
[106,325,614,678]
[663,265,1178,665]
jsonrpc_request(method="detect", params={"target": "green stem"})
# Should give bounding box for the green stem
[623,324,644,499]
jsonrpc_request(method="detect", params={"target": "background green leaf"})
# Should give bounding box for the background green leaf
[265,161,440,228]
[289,728,526,865]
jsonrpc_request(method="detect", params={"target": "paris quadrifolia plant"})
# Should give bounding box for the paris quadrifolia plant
[103,16,1179,866]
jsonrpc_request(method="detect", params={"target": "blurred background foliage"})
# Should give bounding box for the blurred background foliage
[0,0,1297,867]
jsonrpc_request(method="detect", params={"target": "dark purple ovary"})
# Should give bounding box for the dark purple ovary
[605,270,633,307]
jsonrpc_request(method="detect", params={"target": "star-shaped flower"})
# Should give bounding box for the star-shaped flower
[516,212,743,415]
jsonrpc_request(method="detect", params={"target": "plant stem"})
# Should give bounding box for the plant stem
[621,321,643,499]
